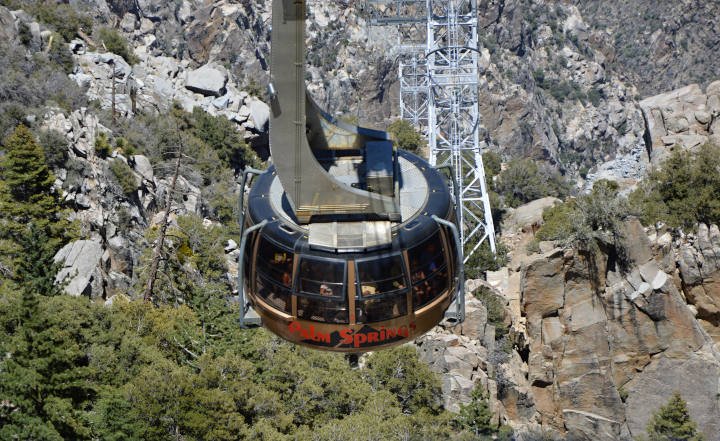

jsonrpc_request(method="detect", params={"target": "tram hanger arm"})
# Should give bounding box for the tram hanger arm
[269,0,401,224]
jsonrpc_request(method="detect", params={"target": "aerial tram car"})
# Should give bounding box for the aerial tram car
[237,0,464,352]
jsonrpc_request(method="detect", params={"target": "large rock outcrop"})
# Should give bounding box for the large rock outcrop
[54,240,104,297]
[677,223,720,342]
[639,81,720,166]
[510,219,720,440]
[185,63,228,97]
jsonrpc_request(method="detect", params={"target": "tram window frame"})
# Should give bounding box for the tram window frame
[256,272,292,314]
[407,231,450,310]
[296,256,346,298]
[254,236,294,314]
[355,253,409,324]
[355,253,407,297]
[243,230,255,290]
[295,256,349,324]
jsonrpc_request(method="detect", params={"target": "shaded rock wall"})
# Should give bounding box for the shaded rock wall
[512,219,720,440]
[678,223,720,342]
[640,81,720,166]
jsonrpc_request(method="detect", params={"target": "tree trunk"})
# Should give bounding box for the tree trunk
[144,152,181,302]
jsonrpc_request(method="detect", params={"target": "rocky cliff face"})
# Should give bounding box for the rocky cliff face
[640,80,720,166]
[476,0,648,185]
[575,0,720,98]
[490,209,720,440]
[678,223,720,343]
[56,0,659,185]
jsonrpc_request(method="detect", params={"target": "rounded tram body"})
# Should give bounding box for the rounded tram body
[242,150,460,352]
[238,0,464,352]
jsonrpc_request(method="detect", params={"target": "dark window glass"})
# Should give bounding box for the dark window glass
[257,274,292,314]
[355,255,408,323]
[411,268,449,309]
[357,255,406,297]
[243,231,255,290]
[255,237,293,313]
[297,296,349,324]
[296,257,348,323]
[298,257,345,297]
[256,237,293,287]
[356,296,407,324]
[408,232,449,310]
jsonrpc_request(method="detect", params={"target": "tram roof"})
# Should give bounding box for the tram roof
[248,150,453,255]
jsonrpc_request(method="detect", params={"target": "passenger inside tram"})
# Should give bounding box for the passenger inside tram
[356,255,408,323]
[409,233,448,309]
[297,257,348,323]
[256,239,294,313]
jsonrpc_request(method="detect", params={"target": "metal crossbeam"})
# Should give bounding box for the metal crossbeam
[365,0,427,25]
[365,0,496,261]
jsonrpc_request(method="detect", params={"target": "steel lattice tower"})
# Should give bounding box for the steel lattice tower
[365,0,496,260]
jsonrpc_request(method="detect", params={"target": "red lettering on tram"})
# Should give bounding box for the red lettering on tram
[339,328,353,345]
[288,321,417,348]
[288,321,331,343]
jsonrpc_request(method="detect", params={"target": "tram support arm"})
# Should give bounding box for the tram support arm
[431,215,465,323]
[238,167,266,235]
[433,164,463,244]
[238,220,268,327]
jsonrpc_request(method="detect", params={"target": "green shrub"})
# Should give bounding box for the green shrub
[535,200,576,242]
[586,87,603,106]
[483,151,502,179]
[364,345,443,414]
[474,285,508,340]
[388,119,426,155]
[525,239,541,254]
[97,27,138,65]
[495,159,569,208]
[37,129,68,170]
[542,79,585,102]
[188,107,261,172]
[48,32,74,74]
[630,142,720,231]
[109,159,138,197]
[535,179,629,255]
[455,386,494,435]
[245,79,264,98]
[31,3,93,42]
[114,137,136,156]
[618,387,629,402]
[464,241,509,280]
[18,21,33,46]
[94,132,112,158]
[455,385,513,439]
[532,68,546,86]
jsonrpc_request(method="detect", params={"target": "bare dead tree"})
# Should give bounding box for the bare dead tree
[143,145,183,302]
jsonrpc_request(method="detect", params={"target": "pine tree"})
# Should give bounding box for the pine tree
[14,223,64,297]
[0,294,97,440]
[647,392,704,441]
[456,385,496,436]
[0,125,75,272]
[0,125,58,231]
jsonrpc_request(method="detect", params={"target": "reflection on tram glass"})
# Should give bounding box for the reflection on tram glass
[255,237,293,313]
[408,232,449,309]
[297,257,348,323]
[356,255,408,323]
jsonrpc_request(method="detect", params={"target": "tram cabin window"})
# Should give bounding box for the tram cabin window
[255,237,293,313]
[296,257,348,323]
[408,233,449,310]
[356,255,408,323]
